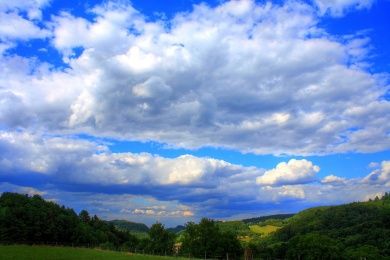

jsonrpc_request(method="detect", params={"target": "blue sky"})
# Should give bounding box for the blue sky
[0,0,389,227]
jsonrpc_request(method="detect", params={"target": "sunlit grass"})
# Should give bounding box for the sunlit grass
[249,224,280,236]
[0,245,189,259]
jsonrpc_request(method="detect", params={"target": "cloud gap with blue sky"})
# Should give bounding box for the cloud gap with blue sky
[0,0,389,226]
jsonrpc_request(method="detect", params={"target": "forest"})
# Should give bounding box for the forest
[1,192,390,259]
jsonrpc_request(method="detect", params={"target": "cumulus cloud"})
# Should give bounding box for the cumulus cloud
[0,0,389,223]
[128,206,194,217]
[321,174,347,185]
[0,0,388,155]
[363,191,386,201]
[313,0,374,16]
[0,0,50,45]
[256,159,320,186]
[363,161,390,186]
[0,131,260,187]
[51,3,141,56]
[0,131,389,222]
[0,12,50,40]
[0,130,324,219]
[0,0,50,18]
[278,185,306,199]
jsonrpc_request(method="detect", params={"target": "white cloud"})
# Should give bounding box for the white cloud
[0,0,50,44]
[0,131,389,222]
[321,174,347,185]
[52,3,141,55]
[0,131,256,186]
[0,12,50,40]
[313,0,374,17]
[363,161,390,186]
[0,0,388,223]
[256,159,320,186]
[368,162,379,168]
[129,207,194,217]
[0,0,389,156]
[0,130,316,216]
[0,0,50,19]
[278,185,306,199]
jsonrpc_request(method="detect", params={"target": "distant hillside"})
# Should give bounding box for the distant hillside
[242,213,294,224]
[108,220,149,233]
[167,225,185,233]
[254,193,390,259]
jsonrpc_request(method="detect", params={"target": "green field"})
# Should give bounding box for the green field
[248,224,280,236]
[0,245,187,260]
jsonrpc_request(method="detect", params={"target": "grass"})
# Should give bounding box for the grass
[0,245,189,260]
[249,224,280,236]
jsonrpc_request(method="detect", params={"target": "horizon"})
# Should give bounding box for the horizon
[0,0,389,227]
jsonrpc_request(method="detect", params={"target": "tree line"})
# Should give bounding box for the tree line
[1,191,390,259]
[0,192,242,258]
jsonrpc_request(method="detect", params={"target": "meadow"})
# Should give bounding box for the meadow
[248,224,280,236]
[0,245,188,260]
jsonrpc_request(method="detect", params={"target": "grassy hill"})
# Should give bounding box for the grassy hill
[108,220,149,233]
[252,194,390,259]
[249,224,280,236]
[216,218,286,245]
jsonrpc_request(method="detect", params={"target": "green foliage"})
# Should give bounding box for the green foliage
[148,223,175,255]
[344,245,384,260]
[286,233,341,259]
[254,193,390,259]
[180,218,242,258]
[79,210,91,223]
[0,192,138,250]
[217,220,250,236]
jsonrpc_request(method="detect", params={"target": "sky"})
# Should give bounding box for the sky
[0,0,389,227]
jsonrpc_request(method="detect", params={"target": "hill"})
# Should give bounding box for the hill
[167,225,185,233]
[242,213,294,224]
[251,193,390,259]
[108,220,149,233]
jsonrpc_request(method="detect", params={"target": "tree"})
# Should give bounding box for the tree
[148,222,175,255]
[0,192,139,250]
[286,233,341,260]
[79,210,91,224]
[345,245,382,260]
[180,218,242,258]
